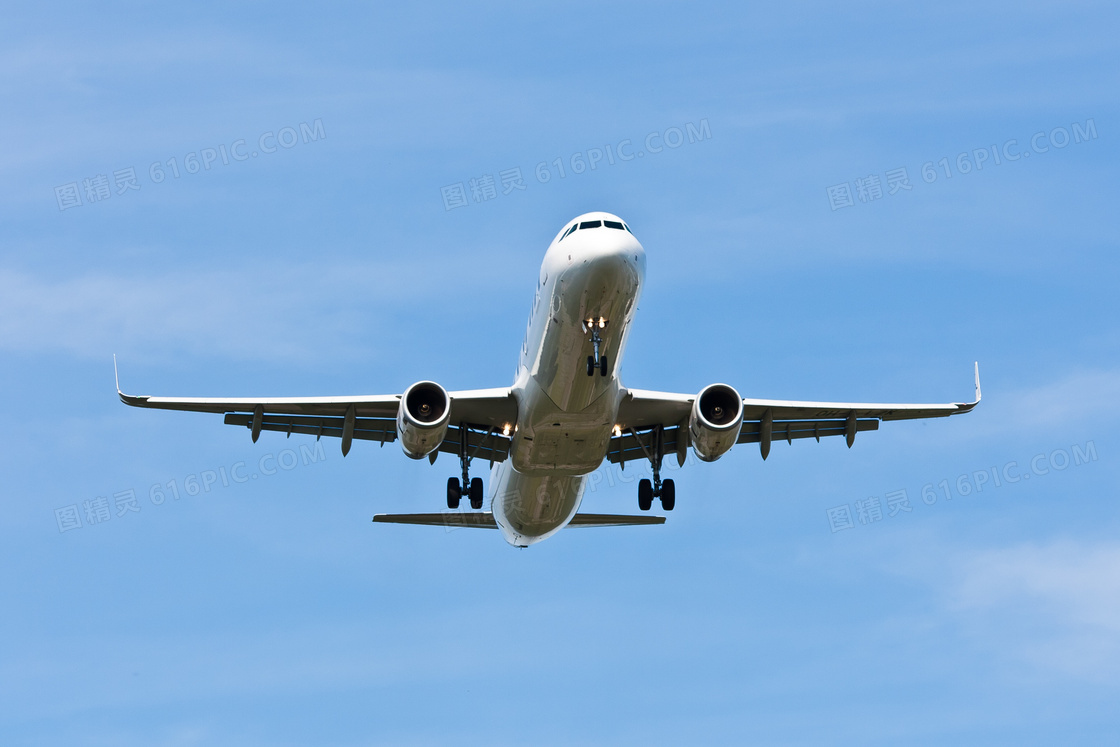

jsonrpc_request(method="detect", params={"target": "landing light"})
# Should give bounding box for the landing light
[613,425,621,437]
[502,424,511,437]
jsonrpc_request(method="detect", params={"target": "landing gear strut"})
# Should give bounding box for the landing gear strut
[447,422,488,510]
[585,317,609,377]
[630,425,675,511]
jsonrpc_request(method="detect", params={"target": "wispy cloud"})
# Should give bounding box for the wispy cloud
[946,540,1120,678]
[973,369,1120,436]
[0,259,498,364]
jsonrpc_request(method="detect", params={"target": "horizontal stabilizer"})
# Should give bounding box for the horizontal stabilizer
[371,512,666,529]
[374,512,499,529]
[567,513,666,527]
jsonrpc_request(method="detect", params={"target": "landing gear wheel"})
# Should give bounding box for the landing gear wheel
[660,479,675,511]
[587,355,595,376]
[599,355,608,377]
[469,477,484,510]
[446,477,461,509]
[638,478,653,511]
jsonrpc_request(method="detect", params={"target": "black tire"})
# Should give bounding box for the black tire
[638,478,653,511]
[587,355,595,376]
[599,355,608,377]
[469,477,484,510]
[446,477,461,509]
[660,479,675,511]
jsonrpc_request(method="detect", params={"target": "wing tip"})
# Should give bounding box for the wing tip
[951,362,981,414]
[114,357,150,408]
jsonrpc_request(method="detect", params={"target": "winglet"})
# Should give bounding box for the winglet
[114,355,149,407]
[973,361,981,404]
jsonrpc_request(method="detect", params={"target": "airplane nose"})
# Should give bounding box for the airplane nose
[564,231,645,298]
[587,229,644,267]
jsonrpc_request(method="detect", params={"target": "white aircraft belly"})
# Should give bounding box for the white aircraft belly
[497,228,646,543]
[490,463,586,547]
[530,255,640,412]
[509,375,615,474]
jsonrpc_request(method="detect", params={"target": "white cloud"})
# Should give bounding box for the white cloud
[947,540,1120,678]
[1007,370,1120,425]
[0,259,494,364]
[966,369,1120,438]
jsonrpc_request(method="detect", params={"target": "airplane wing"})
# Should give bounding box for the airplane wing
[115,360,517,461]
[610,363,981,465]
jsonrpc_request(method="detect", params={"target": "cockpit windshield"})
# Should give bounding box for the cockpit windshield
[559,218,633,242]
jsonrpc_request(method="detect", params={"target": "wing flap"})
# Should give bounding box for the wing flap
[223,413,397,444]
[434,425,512,463]
[120,392,402,418]
[223,414,512,461]
[737,418,879,444]
[607,426,684,465]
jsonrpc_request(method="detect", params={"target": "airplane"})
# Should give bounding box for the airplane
[118,211,980,547]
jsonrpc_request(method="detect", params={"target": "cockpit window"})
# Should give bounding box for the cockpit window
[604,220,624,230]
[623,223,634,234]
[559,223,577,241]
[579,220,602,230]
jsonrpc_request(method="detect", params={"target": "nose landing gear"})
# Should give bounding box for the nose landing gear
[585,317,609,377]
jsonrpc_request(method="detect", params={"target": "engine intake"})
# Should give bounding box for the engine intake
[689,383,743,462]
[397,381,451,459]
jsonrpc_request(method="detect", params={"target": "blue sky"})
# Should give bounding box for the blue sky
[2,2,1118,744]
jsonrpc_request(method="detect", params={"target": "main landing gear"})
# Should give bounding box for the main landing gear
[637,477,674,512]
[447,476,483,510]
[585,317,609,377]
[446,423,485,510]
[631,425,675,512]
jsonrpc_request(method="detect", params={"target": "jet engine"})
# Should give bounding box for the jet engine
[396,381,451,459]
[689,383,744,462]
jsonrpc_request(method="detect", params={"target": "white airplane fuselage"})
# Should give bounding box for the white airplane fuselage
[491,212,646,546]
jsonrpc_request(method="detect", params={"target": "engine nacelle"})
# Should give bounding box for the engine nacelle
[689,383,744,462]
[396,381,451,459]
